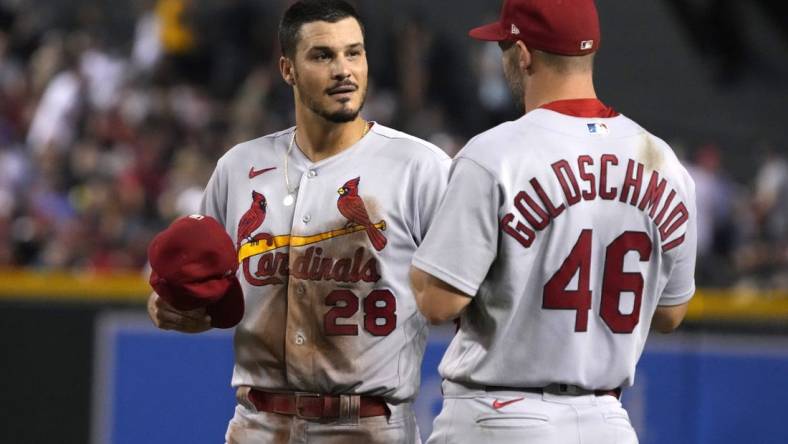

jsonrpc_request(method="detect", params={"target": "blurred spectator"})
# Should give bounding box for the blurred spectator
[687,144,738,286]
[81,39,128,111]
[754,147,788,244]
[131,0,162,75]
[745,147,788,288]
[0,28,27,143]
[688,145,735,255]
[26,34,85,155]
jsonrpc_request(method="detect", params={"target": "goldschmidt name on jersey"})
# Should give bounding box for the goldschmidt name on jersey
[502,154,689,252]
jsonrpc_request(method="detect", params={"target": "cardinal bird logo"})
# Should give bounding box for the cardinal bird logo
[237,191,267,247]
[337,177,387,251]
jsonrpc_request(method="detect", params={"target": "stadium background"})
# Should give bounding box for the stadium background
[0,0,786,443]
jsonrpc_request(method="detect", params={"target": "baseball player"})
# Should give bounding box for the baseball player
[147,1,450,443]
[410,1,697,443]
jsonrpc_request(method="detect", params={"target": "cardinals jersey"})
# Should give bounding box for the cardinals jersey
[201,123,450,402]
[412,99,697,390]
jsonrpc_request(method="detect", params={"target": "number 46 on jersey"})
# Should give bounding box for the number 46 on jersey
[543,229,652,334]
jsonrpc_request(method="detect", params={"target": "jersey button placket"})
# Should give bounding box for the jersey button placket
[290,167,312,225]
[301,169,317,223]
[295,330,306,345]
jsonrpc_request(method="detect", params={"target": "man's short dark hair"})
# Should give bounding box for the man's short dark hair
[279,0,363,58]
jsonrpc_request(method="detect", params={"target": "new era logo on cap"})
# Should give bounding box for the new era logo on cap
[511,24,521,35]
[581,40,594,50]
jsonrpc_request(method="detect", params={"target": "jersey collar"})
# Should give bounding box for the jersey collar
[539,98,619,118]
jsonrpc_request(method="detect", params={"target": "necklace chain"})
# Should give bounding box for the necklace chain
[283,121,370,198]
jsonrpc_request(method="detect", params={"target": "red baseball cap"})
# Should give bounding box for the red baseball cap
[469,0,601,56]
[148,215,244,329]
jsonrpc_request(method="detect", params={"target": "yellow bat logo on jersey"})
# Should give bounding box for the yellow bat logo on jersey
[237,221,387,263]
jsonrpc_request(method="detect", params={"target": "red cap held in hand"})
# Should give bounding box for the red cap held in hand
[148,215,244,329]
[469,0,601,56]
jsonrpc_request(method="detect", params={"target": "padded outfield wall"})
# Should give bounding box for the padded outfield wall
[1,271,788,444]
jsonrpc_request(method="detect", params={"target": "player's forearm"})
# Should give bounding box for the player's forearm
[651,302,690,333]
[410,267,471,325]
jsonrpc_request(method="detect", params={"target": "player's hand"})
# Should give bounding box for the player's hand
[147,292,212,333]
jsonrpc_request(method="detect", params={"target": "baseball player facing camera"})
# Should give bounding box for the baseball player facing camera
[411,0,697,443]
[148,1,449,443]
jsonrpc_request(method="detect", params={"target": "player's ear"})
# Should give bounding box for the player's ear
[279,56,295,86]
[515,40,532,74]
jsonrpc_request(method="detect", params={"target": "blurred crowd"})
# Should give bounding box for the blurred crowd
[0,0,785,289]
[682,143,788,290]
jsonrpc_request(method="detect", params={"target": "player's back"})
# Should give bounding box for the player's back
[440,104,696,390]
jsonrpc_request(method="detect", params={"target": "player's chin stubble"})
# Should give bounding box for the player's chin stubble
[299,84,368,124]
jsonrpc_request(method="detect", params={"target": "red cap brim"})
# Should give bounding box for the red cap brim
[206,277,244,329]
[180,278,230,305]
[150,269,233,309]
[469,21,509,41]
[150,270,204,311]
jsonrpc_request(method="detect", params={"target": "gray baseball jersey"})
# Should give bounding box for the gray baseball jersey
[413,100,697,390]
[201,123,450,402]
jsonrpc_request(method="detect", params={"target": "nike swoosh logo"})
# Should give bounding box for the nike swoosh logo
[492,397,525,409]
[249,166,277,179]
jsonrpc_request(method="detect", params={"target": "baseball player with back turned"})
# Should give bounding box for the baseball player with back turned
[410,0,697,443]
[147,1,450,443]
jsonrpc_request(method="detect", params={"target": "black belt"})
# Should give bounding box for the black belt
[485,383,621,399]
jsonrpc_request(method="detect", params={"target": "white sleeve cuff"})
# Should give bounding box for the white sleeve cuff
[412,256,479,297]
[658,284,695,306]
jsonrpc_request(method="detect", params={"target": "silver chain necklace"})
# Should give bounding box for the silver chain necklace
[282,129,298,206]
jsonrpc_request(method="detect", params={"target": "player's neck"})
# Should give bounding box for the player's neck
[294,112,368,163]
[524,73,597,114]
